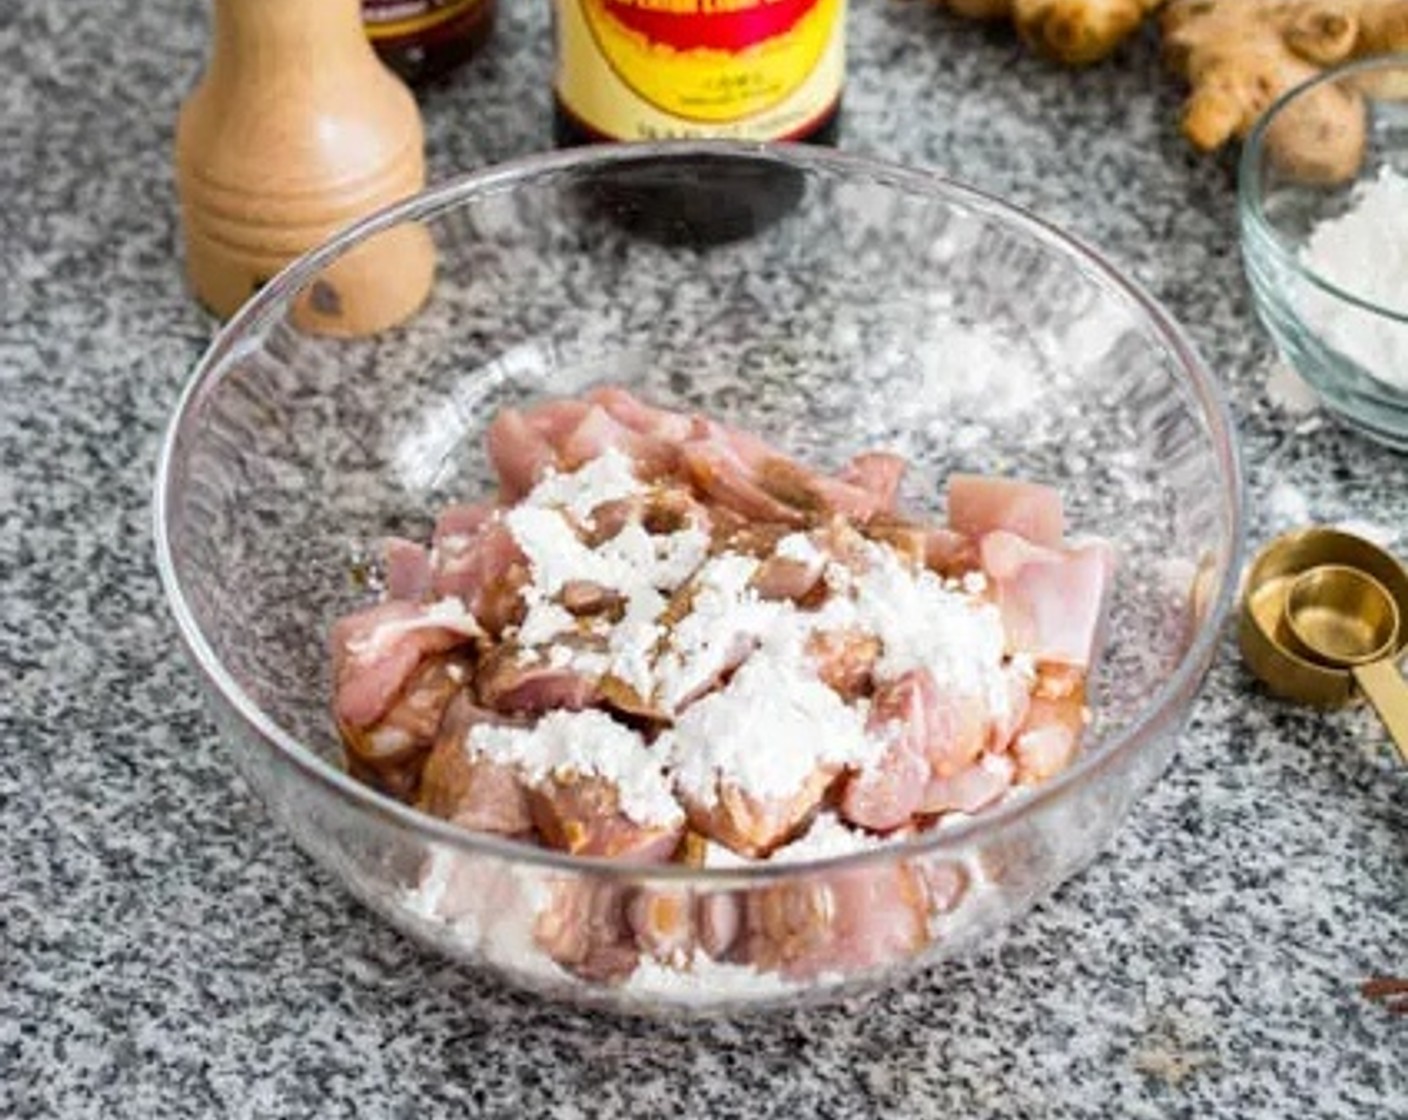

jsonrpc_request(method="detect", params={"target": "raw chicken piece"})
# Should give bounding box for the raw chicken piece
[529,774,682,861]
[838,451,906,511]
[839,670,932,831]
[475,645,599,715]
[487,407,558,501]
[923,527,981,578]
[920,753,1015,815]
[980,531,1115,669]
[947,474,1065,548]
[585,385,696,443]
[1012,693,1086,784]
[521,397,592,445]
[839,669,993,831]
[680,768,838,859]
[430,519,527,633]
[743,864,929,980]
[534,880,640,983]
[331,599,480,730]
[383,536,431,601]
[680,439,810,526]
[805,630,880,700]
[751,551,826,603]
[433,500,496,543]
[418,694,534,836]
[557,404,679,480]
[755,457,888,522]
[628,888,743,963]
[342,651,469,800]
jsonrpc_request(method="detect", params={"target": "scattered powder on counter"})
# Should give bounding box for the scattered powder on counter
[1265,359,1320,415]
[466,710,683,828]
[1267,481,1312,528]
[663,644,883,807]
[520,446,643,523]
[1299,167,1408,391]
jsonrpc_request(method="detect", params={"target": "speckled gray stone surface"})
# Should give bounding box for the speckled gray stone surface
[1,1,1404,1118]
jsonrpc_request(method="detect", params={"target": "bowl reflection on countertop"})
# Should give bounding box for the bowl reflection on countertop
[154,142,1243,1014]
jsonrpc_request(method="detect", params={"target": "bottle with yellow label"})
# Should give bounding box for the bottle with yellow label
[551,0,844,145]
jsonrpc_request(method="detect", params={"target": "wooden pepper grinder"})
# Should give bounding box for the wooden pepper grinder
[176,0,434,335]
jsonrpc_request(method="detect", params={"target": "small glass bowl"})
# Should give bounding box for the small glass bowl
[1240,53,1408,449]
[155,142,1243,1014]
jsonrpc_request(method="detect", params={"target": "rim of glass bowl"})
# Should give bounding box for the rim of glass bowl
[154,140,1245,885]
[1238,51,1408,325]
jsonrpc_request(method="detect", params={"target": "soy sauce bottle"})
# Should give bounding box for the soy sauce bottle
[364,0,496,84]
[550,0,844,146]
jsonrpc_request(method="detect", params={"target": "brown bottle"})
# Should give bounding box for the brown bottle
[364,0,497,84]
[551,0,844,146]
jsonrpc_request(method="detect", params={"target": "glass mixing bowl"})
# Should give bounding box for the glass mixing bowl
[155,142,1243,1014]
[1240,53,1408,449]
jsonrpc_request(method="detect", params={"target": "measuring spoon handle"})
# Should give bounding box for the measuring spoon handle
[1352,658,1408,766]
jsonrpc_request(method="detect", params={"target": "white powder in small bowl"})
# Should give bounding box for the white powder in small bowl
[1298,167,1408,392]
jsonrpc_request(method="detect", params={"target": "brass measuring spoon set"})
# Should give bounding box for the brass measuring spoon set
[1240,527,1408,763]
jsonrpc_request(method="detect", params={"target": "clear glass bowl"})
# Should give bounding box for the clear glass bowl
[154,142,1243,1014]
[1240,53,1408,449]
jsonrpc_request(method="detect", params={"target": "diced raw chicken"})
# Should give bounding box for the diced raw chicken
[680,439,810,526]
[920,753,1015,815]
[586,384,696,443]
[980,531,1115,669]
[806,630,880,700]
[680,768,838,859]
[743,864,929,980]
[755,457,888,522]
[838,451,906,511]
[627,888,744,963]
[861,514,928,567]
[331,599,479,730]
[751,552,826,603]
[433,501,496,544]
[557,404,679,479]
[487,407,558,501]
[839,670,931,831]
[383,536,431,601]
[341,652,469,800]
[521,397,592,445]
[923,527,980,578]
[475,645,599,715]
[839,669,992,831]
[534,880,640,983]
[418,694,534,836]
[430,519,527,631]
[1012,693,1085,784]
[528,774,682,861]
[948,474,1065,547]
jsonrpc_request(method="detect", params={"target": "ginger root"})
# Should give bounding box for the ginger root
[940,0,1164,65]
[1162,0,1408,183]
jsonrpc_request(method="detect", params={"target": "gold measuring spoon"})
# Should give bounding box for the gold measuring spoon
[1282,564,1408,763]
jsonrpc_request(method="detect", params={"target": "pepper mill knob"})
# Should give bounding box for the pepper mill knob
[175,0,434,335]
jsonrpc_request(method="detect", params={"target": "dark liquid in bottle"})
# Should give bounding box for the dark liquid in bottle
[366,0,496,85]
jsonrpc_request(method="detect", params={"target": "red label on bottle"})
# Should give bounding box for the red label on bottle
[600,0,820,53]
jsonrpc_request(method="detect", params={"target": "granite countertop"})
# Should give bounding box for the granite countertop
[3,1,1405,1116]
